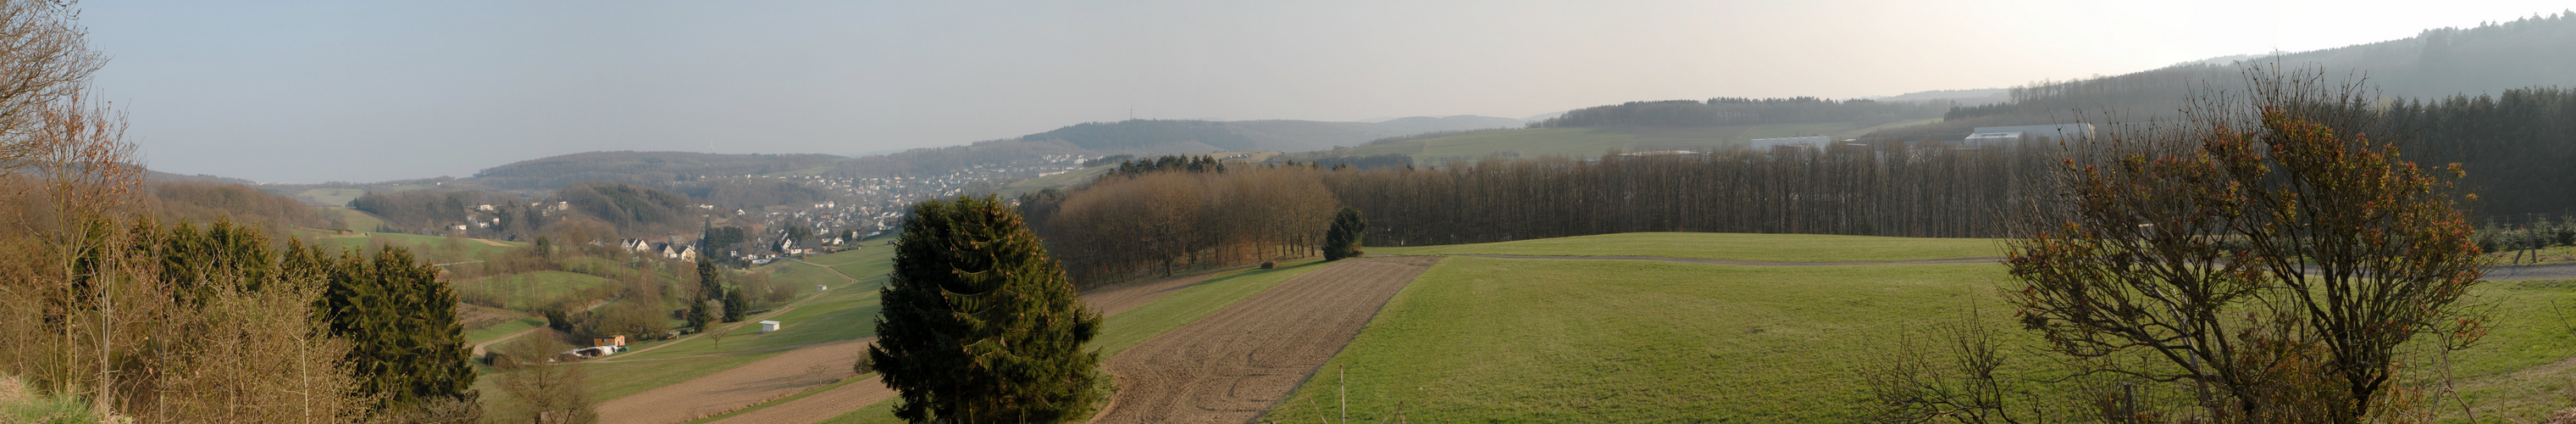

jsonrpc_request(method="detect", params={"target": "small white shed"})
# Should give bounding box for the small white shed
[816,285,829,292]
[758,321,782,333]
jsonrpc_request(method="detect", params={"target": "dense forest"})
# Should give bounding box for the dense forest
[1892,12,2576,138]
[667,178,828,209]
[349,181,706,239]
[1017,165,1341,285]
[552,181,704,235]
[349,189,529,233]
[1527,97,1952,128]
[145,181,327,230]
[2392,86,2576,220]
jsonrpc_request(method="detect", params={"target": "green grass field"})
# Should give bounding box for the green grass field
[1265,258,2015,422]
[454,271,617,310]
[1312,119,1937,165]
[612,247,897,360]
[1261,234,2576,422]
[1371,232,2003,262]
[465,317,546,344]
[1000,164,1118,197]
[298,189,367,208]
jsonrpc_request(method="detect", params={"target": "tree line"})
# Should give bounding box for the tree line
[1018,147,2049,286]
[1017,163,1341,286]
[1528,97,1951,129]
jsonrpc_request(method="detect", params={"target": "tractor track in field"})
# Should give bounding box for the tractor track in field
[599,270,1224,424]
[1094,256,1439,424]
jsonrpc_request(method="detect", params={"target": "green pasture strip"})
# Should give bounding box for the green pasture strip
[465,317,546,344]
[455,271,617,310]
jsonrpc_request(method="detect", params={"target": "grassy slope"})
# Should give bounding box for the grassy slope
[1371,232,2002,262]
[1266,234,2576,422]
[618,247,895,360]
[453,271,615,310]
[1000,164,1117,196]
[298,188,367,207]
[821,258,1338,423]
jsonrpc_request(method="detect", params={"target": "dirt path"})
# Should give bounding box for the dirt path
[1094,256,1439,424]
[473,237,510,247]
[470,327,541,357]
[617,271,1222,424]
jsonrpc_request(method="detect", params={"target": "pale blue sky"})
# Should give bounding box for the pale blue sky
[82,1,2571,183]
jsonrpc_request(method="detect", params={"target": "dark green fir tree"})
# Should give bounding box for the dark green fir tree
[865,195,1104,422]
[1324,207,1367,260]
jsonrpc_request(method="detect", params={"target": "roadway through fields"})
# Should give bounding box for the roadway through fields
[594,270,1223,424]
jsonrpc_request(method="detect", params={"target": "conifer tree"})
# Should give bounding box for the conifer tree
[290,241,478,414]
[1324,207,1366,260]
[690,254,721,329]
[865,195,1104,422]
[722,283,748,322]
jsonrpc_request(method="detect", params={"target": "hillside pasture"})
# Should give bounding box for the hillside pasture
[296,188,367,207]
[1264,234,2576,422]
[454,271,618,310]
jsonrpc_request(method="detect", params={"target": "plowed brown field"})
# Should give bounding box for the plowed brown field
[593,338,869,423]
[616,271,1221,424]
[1094,256,1438,424]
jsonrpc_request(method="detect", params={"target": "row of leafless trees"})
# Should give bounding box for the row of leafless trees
[1020,166,1341,286]
[1020,143,2056,286]
[1322,145,2052,247]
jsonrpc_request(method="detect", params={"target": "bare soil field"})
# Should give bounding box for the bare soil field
[1094,256,1439,424]
[594,338,870,424]
[605,271,1220,424]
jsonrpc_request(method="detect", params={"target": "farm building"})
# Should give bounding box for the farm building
[592,335,626,348]
[1962,124,2094,147]
[1750,136,1830,151]
[758,321,782,333]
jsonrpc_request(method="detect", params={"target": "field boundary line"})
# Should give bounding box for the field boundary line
[1446,254,2002,266]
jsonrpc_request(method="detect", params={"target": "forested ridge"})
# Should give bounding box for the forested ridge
[1530,97,1952,129]
[471,151,844,190]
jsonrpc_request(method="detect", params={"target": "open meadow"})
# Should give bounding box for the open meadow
[1259,234,2576,422]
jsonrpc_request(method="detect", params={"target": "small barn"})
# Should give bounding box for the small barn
[591,335,626,348]
[758,321,782,333]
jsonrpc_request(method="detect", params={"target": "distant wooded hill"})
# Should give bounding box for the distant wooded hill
[470,151,845,191]
[1018,116,1523,153]
[1891,12,2576,137]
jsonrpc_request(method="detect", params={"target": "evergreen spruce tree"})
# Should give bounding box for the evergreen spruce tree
[290,242,479,413]
[722,283,749,322]
[866,196,1104,422]
[1324,207,1367,260]
[690,254,722,329]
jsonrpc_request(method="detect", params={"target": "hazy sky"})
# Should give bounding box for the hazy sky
[85,1,2571,183]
